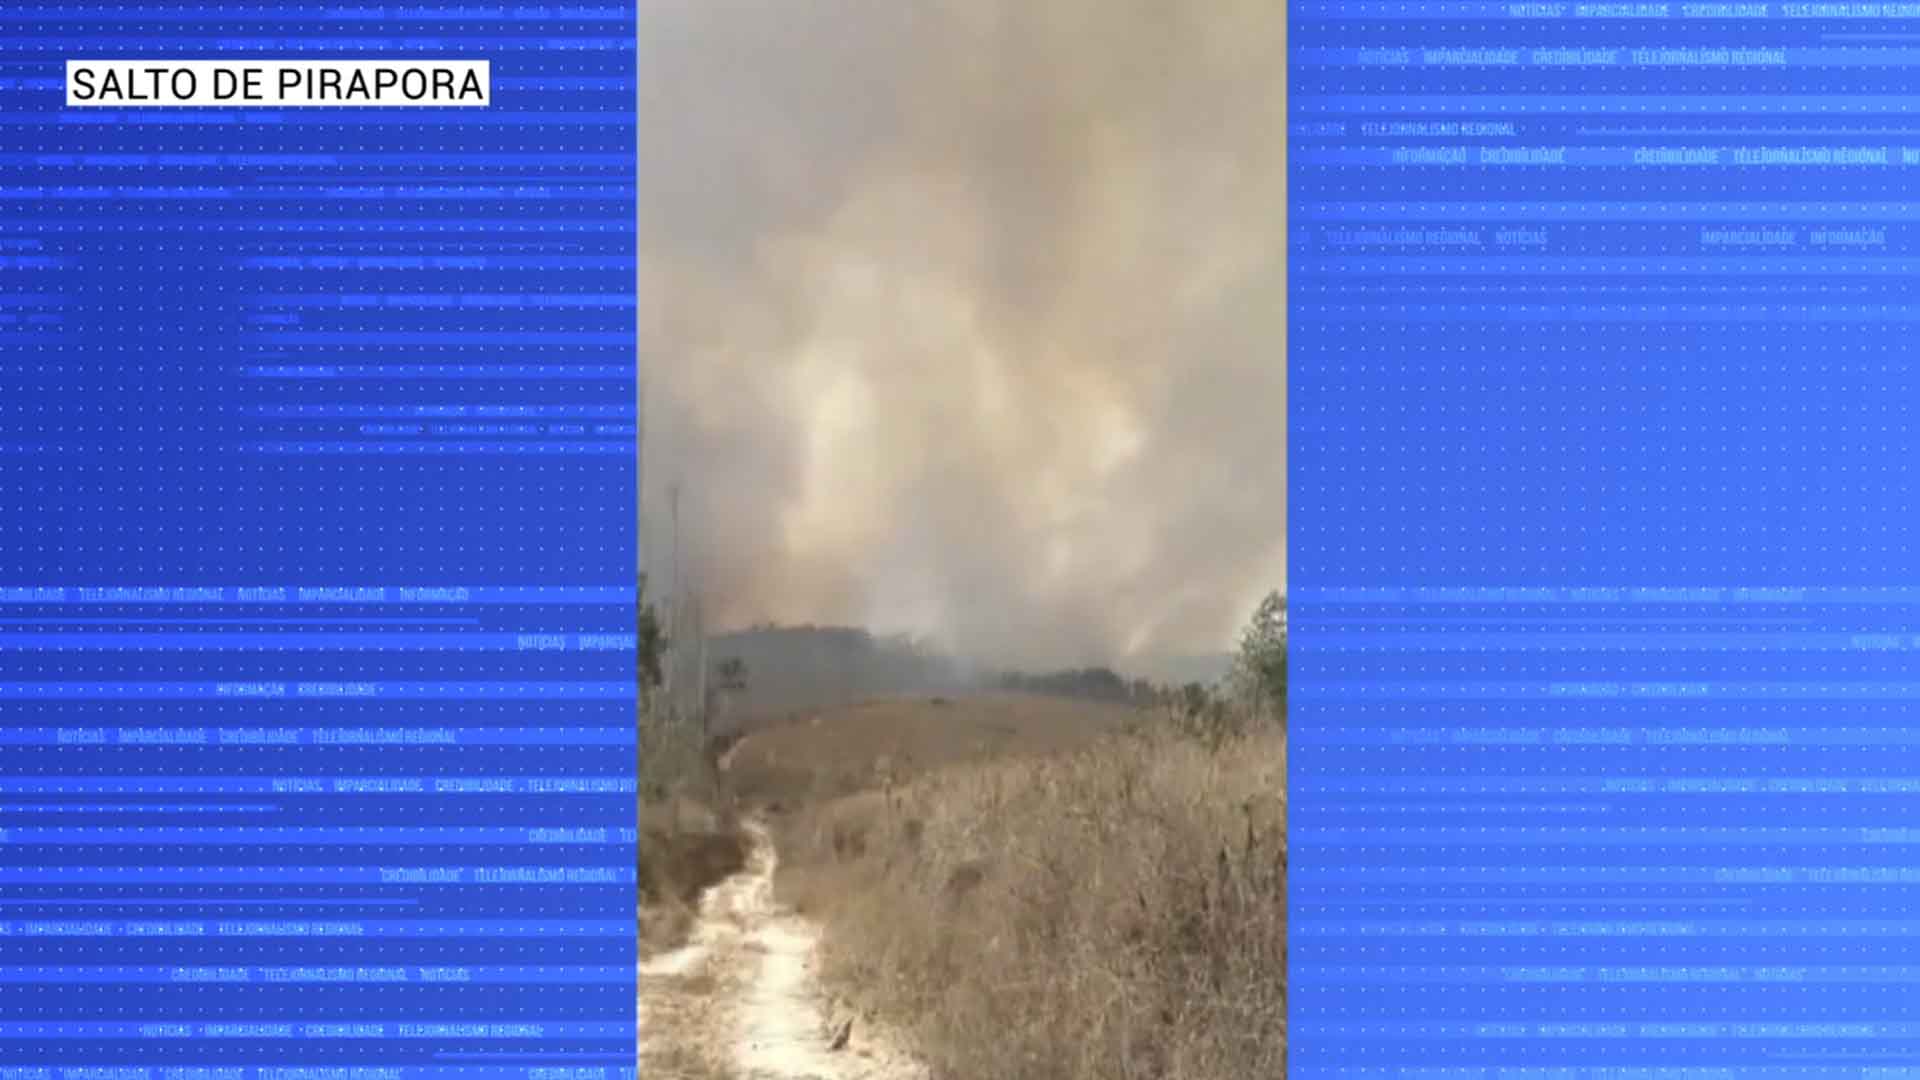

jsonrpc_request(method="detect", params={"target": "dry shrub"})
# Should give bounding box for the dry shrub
[641,708,724,806]
[639,693,753,957]
[774,727,1285,1080]
[639,794,747,957]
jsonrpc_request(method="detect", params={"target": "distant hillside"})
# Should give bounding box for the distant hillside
[705,625,966,729]
[700,625,1235,731]
[996,666,1135,703]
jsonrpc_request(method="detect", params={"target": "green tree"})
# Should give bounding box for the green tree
[1230,590,1287,725]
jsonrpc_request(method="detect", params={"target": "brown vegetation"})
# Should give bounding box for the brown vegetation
[638,684,749,958]
[759,698,1285,1080]
[639,795,747,958]
[724,692,1135,809]
[639,591,1288,1074]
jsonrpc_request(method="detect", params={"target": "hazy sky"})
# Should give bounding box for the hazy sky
[639,0,1286,669]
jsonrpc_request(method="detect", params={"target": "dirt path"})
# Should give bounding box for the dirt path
[640,820,928,1080]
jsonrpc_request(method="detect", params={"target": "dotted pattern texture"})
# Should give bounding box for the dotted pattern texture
[1290,6,1920,1077]
[0,6,639,1079]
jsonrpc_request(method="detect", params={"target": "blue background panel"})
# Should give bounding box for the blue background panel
[1291,5,1920,1078]
[0,6,637,1080]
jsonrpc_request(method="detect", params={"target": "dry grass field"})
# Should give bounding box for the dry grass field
[738,694,1286,1080]
[722,692,1137,808]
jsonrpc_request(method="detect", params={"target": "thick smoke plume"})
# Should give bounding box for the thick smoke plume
[640,0,1286,671]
